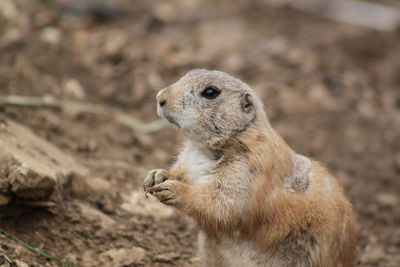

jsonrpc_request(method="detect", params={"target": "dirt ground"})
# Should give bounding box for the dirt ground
[1,0,400,266]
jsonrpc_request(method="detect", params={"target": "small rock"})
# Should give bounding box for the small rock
[376,193,398,206]
[1,28,23,46]
[0,0,19,20]
[265,36,288,55]
[0,119,90,199]
[152,3,177,23]
[78,203,116,229]
[104,31,128,57]
[63,79,86,99]
[100,247,146,266]
[14,260,29,267]
[189,256,201,265]
[308,85,341,111]
[70,175,111,197]
[360,245,385,264]
[40,27,61,45]
[154,252,180,263]
[121,190,174,219]
[147,71,164,89]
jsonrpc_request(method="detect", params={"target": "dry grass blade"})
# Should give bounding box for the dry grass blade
[2,254,12,263]
[266,0,400,31]
[14,200,56,208]
[0,228,73,266]
[0,95,167,134]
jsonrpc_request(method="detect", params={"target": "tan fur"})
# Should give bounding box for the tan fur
[143,69,357,267]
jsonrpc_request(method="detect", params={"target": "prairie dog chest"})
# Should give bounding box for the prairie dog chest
[179,144,217,184]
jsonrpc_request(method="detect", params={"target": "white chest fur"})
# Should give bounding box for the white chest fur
[179,143,216,185]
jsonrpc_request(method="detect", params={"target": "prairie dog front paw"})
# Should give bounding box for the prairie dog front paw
[143,169,169,193]
[149,180,188,207]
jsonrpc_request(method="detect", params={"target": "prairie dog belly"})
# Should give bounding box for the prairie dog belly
[198,231,283,267]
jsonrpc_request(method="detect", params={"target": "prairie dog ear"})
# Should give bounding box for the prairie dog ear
[241,93,253,113]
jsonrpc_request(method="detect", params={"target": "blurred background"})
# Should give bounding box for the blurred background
[0,0,399,266]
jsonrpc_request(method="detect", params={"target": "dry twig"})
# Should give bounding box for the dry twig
[0,95,167,134]
[266,0,400,31]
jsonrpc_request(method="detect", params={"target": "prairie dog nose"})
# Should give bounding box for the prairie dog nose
[156,89,167,107]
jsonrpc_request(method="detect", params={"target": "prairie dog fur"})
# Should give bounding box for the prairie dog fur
[143,69,357,267]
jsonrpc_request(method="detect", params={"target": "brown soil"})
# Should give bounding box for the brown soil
[1,0,399,266]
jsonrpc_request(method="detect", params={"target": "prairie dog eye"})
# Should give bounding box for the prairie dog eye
[201,86,220,99]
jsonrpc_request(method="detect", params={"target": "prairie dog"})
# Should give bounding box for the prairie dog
[143,69,356,267]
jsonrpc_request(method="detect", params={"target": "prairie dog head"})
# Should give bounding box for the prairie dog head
[156,69,266,148]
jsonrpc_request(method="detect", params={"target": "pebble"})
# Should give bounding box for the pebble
[63,78,86,99]
[376,193,398,206]
[100,247,146,266]
[40,27,61,44]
